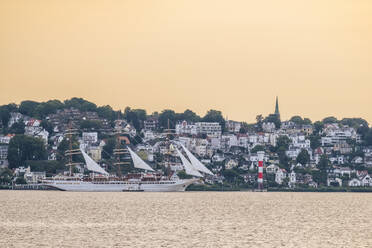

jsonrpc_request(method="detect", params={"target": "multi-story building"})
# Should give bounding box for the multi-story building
[301,125,313,135]
[195,122,222,137]
[175,121,197,135]
[262,122,276,132]
[0,134,14,144]
[322,124,361,145]
[226,120,241,133]
[144,116,159,131]
[82,132,98,144]
[176,121,222,138]
[0,145,8,160]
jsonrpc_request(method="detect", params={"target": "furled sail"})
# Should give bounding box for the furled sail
[180,144,214,176]
[80,149,109,175]
[127,147,155,171]
[176,148,203,177]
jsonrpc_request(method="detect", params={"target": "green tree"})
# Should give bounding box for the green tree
[56,136,81,163]
[97,105,116,121]
[313,121,324,135]
[64,97,97,112]
[309,135,321,149]
[0,104,17,128]
[15,177,27,184]
[311,170,327,185]
[318,155,330,171]
[158,109,177,129]
[290,116,304,125]
[296,149,310,165]
[41,120,54,135]
[357,125,369,138]
[322,116,338,124]
[102,138,116,159]
[7,135,47,168]
[124,107,146,131]
[132,109,147,123]
[34,100,64,118]
[251,145,265,153]
[290,116,312,125]
[26,160,65,176]
[239,122,250,134]
[303,118,312,125]
[177,109,201,123]
[264,114,281,129]
[0,168,13,185]
[340,118,368,129]
[80,120,102,130]
[203,110,225,131]
[276,135,291,150]
[222,169,241,183]
[278,147,290,170]
[177,170,192,179]
[364,128,372,146]
[9,120,25,134]
[255,114,263,132]
[19,100,40,116]
[275,136,291,170]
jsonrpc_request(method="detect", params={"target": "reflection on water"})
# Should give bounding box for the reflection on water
[0,191,371,247]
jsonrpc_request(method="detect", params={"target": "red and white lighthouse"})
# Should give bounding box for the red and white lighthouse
[257,151,264,190]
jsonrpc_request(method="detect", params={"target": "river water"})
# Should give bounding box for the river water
[0,191,371,247]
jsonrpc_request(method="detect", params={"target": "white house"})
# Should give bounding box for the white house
[360,175,372,187]
[327,177,343,187]
[275,169,287,185]
[24,171,46,184]
[225,159,239,169]
[175,121,197,135]
[262,122,276,132]
[0,145,8,160]
[24,119,41,127]
[143,130,156,141]
[82,132,98,144]
[266,164,280,174]
[24,126,49,144]
[226,120,241,133]
[348,178,362,187]
[352,156,363,164]
[289,171,296,187]
[0,134,14,144]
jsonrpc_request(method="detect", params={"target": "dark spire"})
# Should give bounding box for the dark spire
[275,96,280,116]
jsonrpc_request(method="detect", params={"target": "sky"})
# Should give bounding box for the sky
[0,0,371,123]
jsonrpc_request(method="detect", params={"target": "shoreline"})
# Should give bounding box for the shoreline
[2,186,372,193]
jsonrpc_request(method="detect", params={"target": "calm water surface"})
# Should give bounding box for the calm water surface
[0,191,371,248]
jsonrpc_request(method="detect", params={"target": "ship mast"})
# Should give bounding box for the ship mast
[64,122,81,176]
[113,116,130,178]
[163,119,175,178]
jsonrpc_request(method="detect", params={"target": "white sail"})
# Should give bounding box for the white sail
[176,148,203,177]
[181,144,214,176]
[127,147,154,171]
[80,149,109,175]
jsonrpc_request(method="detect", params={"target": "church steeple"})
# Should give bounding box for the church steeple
[275,96,280,117]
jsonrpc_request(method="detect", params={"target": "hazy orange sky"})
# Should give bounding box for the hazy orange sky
[0,0,371,123]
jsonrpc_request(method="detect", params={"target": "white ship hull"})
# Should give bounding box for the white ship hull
[41,179,199,192]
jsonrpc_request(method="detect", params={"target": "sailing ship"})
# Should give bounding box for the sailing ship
[41,126,213,192]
